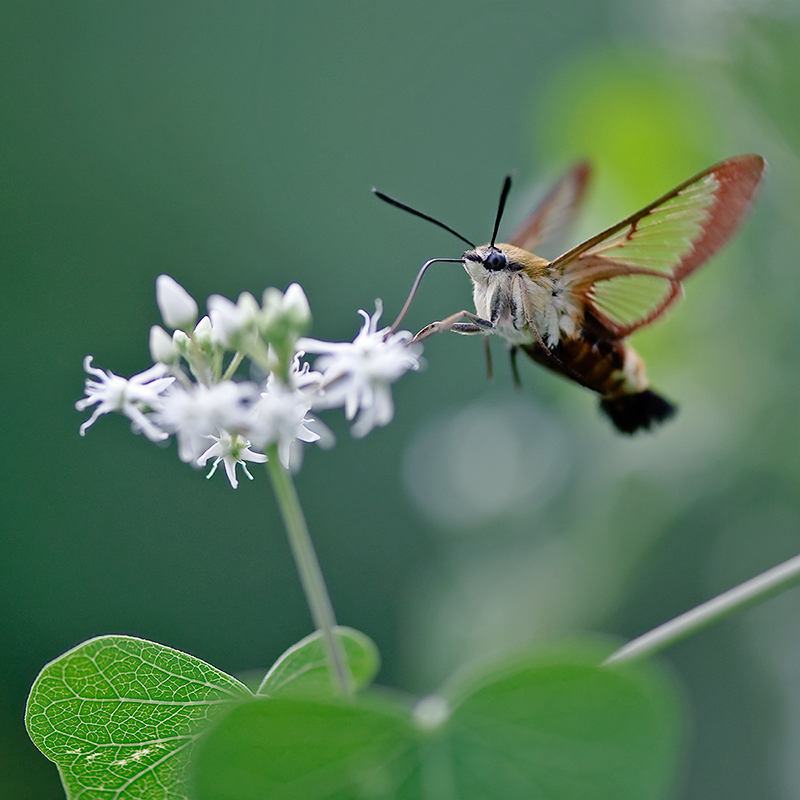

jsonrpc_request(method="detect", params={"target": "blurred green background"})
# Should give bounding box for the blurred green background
[3,1,800,797]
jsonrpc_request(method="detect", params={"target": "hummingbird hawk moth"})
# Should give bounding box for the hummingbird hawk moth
[375,154,765,433]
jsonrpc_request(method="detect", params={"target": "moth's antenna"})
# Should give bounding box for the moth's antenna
[490,175,513,247]
[372,188,477,249]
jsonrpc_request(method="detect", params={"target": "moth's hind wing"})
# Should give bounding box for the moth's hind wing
[508,161,592,254]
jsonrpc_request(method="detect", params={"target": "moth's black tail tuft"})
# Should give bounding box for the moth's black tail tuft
[599,390,677,434]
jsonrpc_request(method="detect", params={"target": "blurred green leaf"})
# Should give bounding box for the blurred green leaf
[25,635,251,800]
[194,695,416,799]
[192,647,679,800]
[443,648,680,800]
[257,626,381,697]
[534,50,720,217]
[728,15,800,154]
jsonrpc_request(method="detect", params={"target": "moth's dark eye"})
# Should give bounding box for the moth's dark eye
[484,248,507,271]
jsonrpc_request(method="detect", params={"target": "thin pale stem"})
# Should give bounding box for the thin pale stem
[605,552,800,666]
[265,447,353,696]
[221,351,245,381]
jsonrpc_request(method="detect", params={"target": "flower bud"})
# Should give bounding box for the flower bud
[149,325,179,364]
[156,275,198,331]
[261,288,283,322]
[259,284,312,344]
[175,316,219,384]
[282,283,311,331]
[193,316,215,351]
[208,292,260,350]
[172,329,190,358]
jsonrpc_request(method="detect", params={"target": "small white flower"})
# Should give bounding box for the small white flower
[76,356,174,440]
[156,275,198,331]
[155,381,260,463]
[300,301,422,438]
[197,432,267,489]
[247,382,320,469]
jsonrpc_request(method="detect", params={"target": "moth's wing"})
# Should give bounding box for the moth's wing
[549,154,765,338]
[508,161,592,253]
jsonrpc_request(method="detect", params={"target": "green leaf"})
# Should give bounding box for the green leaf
[193,695,419,799]
[257,626,380,697]
[25,635,251,800]
[192,647,680,800]
[443,649,679,800]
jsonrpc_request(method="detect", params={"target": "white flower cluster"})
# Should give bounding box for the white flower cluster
[77,275,423,488]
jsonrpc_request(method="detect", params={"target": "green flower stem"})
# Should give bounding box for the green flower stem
[605,552,800,666]
[221,351,244,381]
[265,448,353,696]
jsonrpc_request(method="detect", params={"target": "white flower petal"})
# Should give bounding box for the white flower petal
[222,457,240,489]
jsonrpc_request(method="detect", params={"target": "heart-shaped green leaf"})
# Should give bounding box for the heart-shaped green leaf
[257,626,380,697]
[25,635,251,800]
[26,629,382,799]
[191,647,679,800]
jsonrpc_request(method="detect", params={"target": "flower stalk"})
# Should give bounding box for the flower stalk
[265,446,353,696]
[605,552,800,665]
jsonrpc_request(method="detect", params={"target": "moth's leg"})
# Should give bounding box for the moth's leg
[509,345,522,388]
[413,310,493,342]
[484,336,493,380]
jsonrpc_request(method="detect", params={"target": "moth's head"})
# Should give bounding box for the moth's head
[463,244,548,279]
[463,244,508,271]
